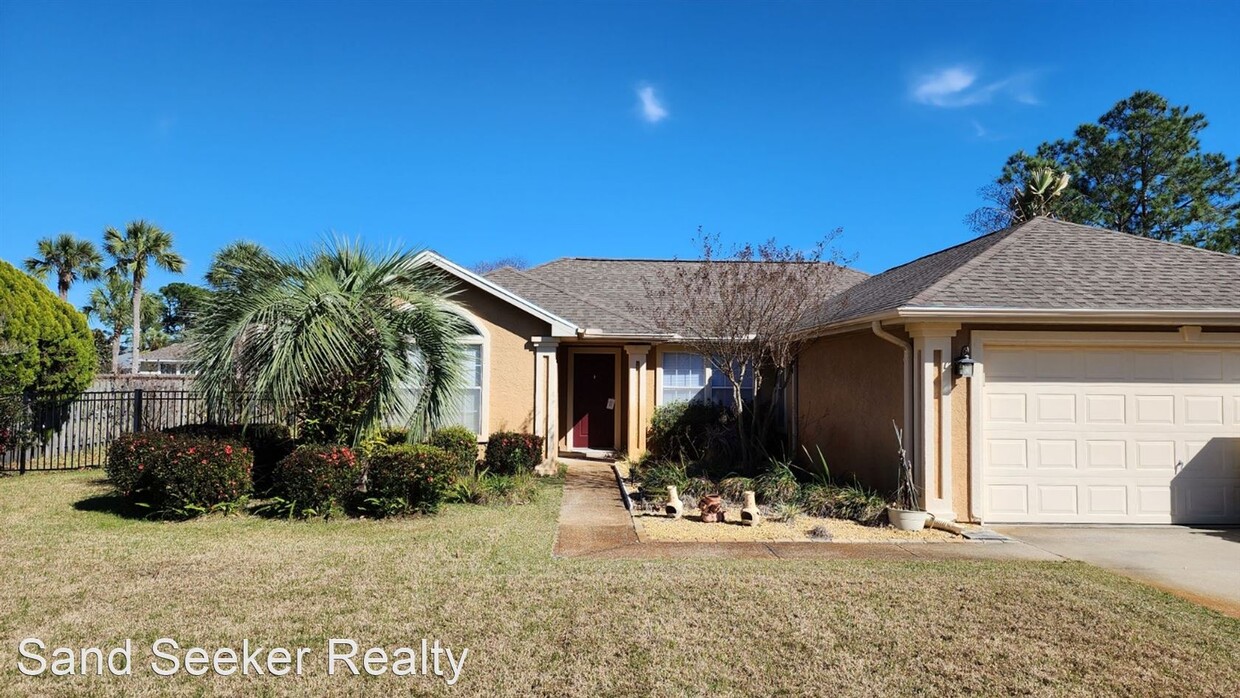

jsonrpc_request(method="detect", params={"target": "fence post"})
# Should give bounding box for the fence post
[133,389,144,433]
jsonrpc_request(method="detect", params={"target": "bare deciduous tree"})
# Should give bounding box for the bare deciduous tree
[639,228,854,465]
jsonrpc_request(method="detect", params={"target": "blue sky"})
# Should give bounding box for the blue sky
[2,0,1238,312]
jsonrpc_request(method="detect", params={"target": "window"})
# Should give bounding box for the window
[660,352,755,407]
[709,359,755,407]
[661,352,707,403]
[398,316,487,437]
[453,342,484,435]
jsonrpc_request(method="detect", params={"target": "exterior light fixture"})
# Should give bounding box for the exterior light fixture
[955,346,976,378]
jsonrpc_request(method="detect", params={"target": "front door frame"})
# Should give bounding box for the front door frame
[566,347,622,452]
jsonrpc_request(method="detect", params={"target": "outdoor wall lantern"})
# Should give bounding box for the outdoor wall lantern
[954,346,977,378]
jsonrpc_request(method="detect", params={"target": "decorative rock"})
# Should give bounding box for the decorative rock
[740,490,761,526]
[665,486,683,519]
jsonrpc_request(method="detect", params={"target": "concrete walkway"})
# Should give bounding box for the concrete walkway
[553,459,1060,562]
[994,525,1240,618]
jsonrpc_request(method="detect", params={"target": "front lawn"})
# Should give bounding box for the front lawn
[2,471,1238,696]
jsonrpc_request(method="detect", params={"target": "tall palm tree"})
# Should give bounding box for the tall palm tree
[24,233,104,300]
[82,275,132,374]
[192,239,471,445]
[103,220,185,374]
[83,275,170,373]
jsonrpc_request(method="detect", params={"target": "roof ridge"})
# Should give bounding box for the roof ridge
[905,219,1031,306]
[500,267,657,331]
[1040,217,1240,261]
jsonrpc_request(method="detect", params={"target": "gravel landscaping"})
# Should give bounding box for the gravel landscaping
[636,508,964,542]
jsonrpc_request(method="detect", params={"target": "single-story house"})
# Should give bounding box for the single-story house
[117,343,196,375]
[422,217,1240,525]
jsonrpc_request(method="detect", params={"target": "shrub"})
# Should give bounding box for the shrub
[717,476,756,502]
[483,431,543,475]
[800,482,887,525]
[755,459,800,505]
[105,432,172,497]
[105,432,253,519]
[363,444,458,516]
[0,261,96,397]
[637,460,689,499]
[447,471,538,506]
[647,400,734,463]
[162,423,294,494]
[427,426,478,475]
[269,445,360,518]
[358,427,412,459]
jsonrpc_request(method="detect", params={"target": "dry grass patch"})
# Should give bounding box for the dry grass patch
[1,471,1238,696]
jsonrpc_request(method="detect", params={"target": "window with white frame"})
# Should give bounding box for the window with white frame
[399,318,487,437]
[453,341,484,435]
[660,352,755,406]
[661,352,707,403]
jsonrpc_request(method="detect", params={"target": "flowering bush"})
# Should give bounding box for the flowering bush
[104,432,253,519]
[363,444,457,515]
[427,426,479,475]
[162,423,295,495]
[270,445,361,518]
[483,431,544,475]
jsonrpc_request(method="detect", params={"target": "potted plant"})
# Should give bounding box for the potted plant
[887,421,933,531]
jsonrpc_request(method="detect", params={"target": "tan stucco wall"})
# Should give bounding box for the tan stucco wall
[797,330,905,493]
[454,286,550,437]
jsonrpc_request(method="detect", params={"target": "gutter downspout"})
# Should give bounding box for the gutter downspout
[871,321,913,463]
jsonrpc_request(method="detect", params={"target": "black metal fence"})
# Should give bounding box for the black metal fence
[0,390,286,473]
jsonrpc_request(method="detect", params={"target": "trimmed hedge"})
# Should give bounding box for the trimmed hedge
[272,445,361,517]
[105,432,253,518]
[484,431,543,475]
[364,444,458,515]
[428,426,478,475]
[0,260,96,397]
[162,423,294,494]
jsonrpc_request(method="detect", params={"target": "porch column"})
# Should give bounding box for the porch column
[532,337,560,472]
[906,322,960,521]
[624,344,651,460]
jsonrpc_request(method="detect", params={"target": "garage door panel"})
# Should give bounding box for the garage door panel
[983,345,1240,524]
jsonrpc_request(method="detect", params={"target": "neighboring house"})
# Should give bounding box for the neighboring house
[424,217,1240,525]
[117,343,196,375]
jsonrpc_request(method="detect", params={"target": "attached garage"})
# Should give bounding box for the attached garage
[978,337,1240,524]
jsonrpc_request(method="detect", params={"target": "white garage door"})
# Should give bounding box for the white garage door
[982,345,1240,524]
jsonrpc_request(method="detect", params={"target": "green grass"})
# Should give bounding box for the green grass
[2,471,1238,696]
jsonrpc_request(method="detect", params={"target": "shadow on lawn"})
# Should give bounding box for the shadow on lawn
[74,492,150,520]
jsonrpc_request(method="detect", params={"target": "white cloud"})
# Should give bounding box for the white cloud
[912,66,1039,108]
[636,84,668,123]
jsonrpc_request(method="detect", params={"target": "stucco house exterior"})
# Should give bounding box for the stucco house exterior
[424,217,1240,526]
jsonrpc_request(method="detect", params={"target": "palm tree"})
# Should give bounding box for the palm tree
[192,239,471,445]
[82,275,132,374]
[24,233,104,300]
[103,221,185,374]
[83,276,172,373]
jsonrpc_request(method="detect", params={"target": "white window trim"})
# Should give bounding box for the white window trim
[655,349,753,406]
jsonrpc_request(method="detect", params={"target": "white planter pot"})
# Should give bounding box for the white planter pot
[887,507,933,531]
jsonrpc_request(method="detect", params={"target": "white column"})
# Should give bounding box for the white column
[906,323,959,520]
[624,344,651,459]
[532,337,559,472]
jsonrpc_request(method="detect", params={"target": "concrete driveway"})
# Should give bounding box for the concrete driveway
[994,525,1240,617]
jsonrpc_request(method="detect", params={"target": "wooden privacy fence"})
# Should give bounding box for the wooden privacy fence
[0,390,286,473]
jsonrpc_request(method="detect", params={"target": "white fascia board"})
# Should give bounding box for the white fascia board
[414,251,579,337]
[896,306,1240,324]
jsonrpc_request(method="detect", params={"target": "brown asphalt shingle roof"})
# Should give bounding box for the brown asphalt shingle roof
[800,217,1240,329]
[487,258,869,336]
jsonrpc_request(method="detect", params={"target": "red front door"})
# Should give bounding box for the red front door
[572,353,615,449]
